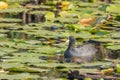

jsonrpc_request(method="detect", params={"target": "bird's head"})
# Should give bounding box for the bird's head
[66,36,76,44]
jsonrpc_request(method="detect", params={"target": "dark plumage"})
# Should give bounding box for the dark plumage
[64,36,97,62]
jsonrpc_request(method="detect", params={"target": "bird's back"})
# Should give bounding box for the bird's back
[64,44,97,62]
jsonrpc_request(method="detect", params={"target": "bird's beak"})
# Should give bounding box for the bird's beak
[66,39,69,43]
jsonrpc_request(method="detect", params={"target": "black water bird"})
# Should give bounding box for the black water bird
[64,36,97,62]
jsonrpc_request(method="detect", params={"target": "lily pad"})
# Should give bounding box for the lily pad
[0,62,24,69]
[78,31,93,39]
[106,4,120,13]
[110,31,120,38]
[45,12,55,22]
[31,62,82,69]
[92,38,120,43]
[7,67,50,73]
[0,18,22,23]
[116,64,120,73]
[0,8,28,13]
[0,51,6,56]
[0,23,17,28]
[0,73,40,80]
[55,17,79,24]
[106,45,120,50]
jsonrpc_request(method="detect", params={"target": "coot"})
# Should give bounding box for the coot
[64,36,97,62]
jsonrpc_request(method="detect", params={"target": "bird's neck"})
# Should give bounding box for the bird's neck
[68,41,76,49]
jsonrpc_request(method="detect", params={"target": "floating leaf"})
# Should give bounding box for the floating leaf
[106,45,120,50]
[106,4,120,13]
[0,73,40,80]
[0,23,17,28]
[59,11,68,17]
[110,31,120,38]
[101,68,114,76]
[0,18,22,23]
[55,17,79,24]
[0,8,28,13]
[7,67,50,73]
[116,64,120,73]
[84,78,92,80]
[45,12,55,22]
[0,62,24,69]
[65,24,85,31]
[0,51,6,56]
[92,38,120,43]
[78,31,93,39]
[29,11,48,15]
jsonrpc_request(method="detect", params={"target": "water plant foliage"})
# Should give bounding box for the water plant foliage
[0,0,120,79]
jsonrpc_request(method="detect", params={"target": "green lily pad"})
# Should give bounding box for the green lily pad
[106,45,120,50]
[0,8,28,13]
[106,4,120,13]
[12,42,38,50]
[110,31,120,38]
[27,5,52,10]
[84,78,93,80]
[31,62,82,69]
[55,17,79,24]
[59,11,78,18]
[83,62,111,69]
[0,73,40,80]
[55,78,68,80]
[29,11,48,15]
[65,24,85,31]
[7,67,50,73]
[0,29,9,33]
[40,22,63,28]
[92,38,120,43]
[45,12,55,22]
[116,64,120,73]
[0,62,24,69]
[33,46,61,55]
[25,40,41,45]
[78,31,93,39]
[5,52,46,63]
[0,34,6,38]
[0,23,17,28]
[0,47,18,53]
[0,18,22,23]
[0,51,7,56]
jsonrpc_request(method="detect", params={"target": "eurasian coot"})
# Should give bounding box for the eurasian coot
[64,36,97,62]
